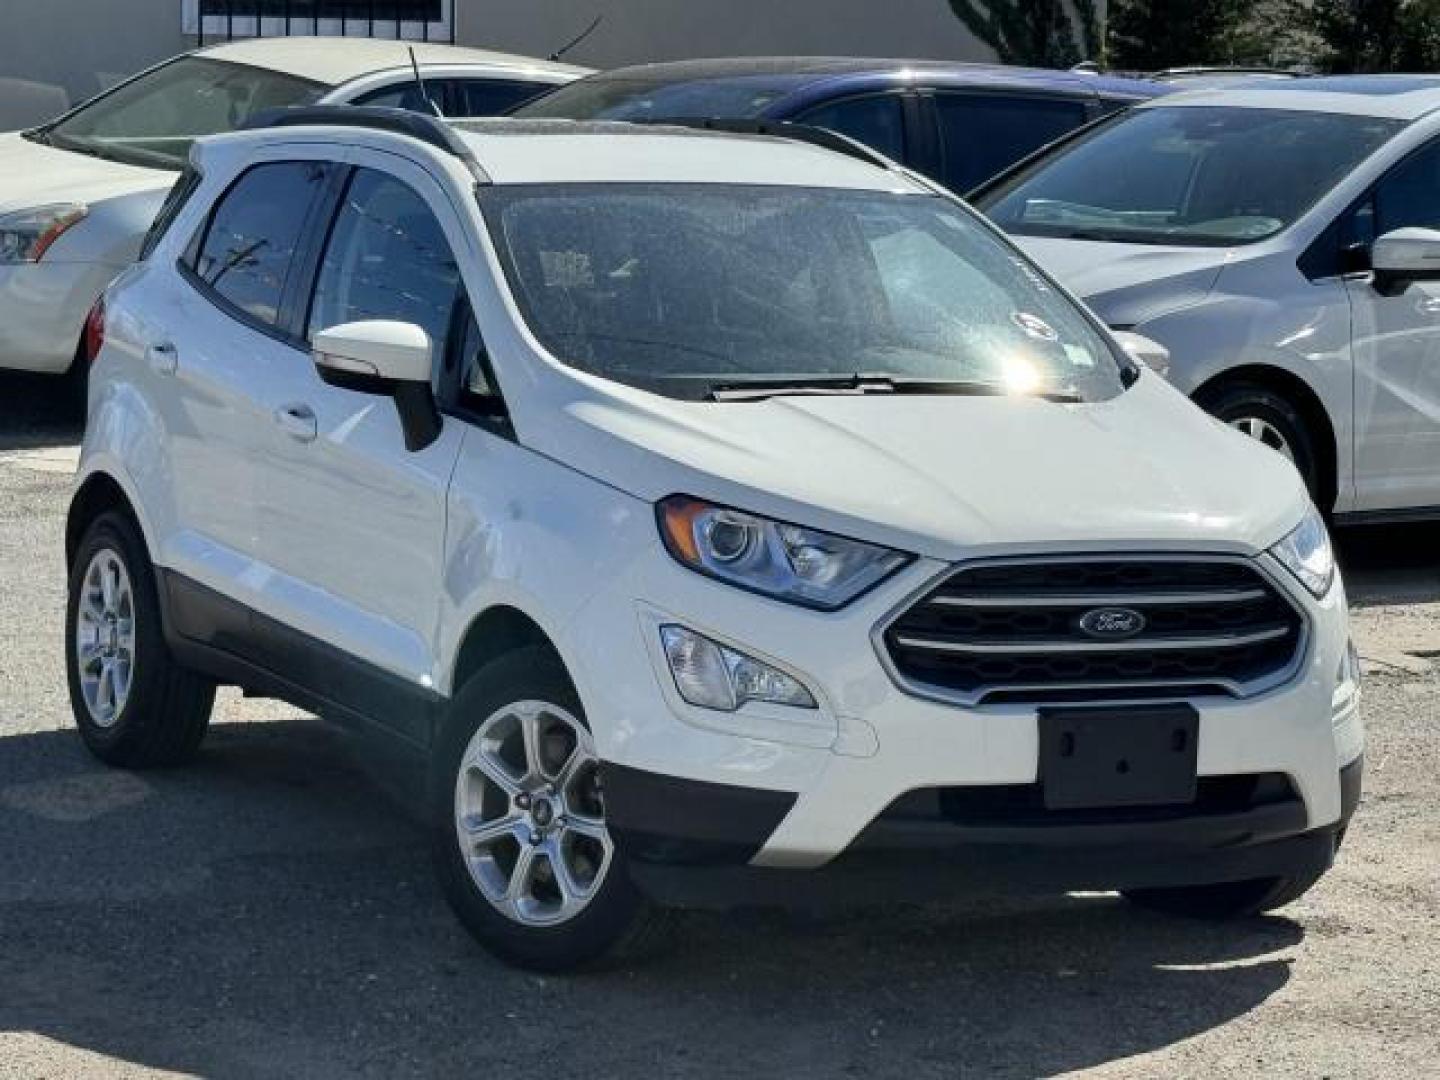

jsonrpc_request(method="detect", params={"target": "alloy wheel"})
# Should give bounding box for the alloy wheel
[454,699,614,927]
[1228,416,1296,462]
[74,548,136,728]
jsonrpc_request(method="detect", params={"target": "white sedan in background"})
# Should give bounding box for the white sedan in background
[0,36,587,387]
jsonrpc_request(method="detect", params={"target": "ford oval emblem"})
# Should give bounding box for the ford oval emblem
[1078,607,1147,640]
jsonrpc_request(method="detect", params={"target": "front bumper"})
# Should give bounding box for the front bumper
[562,534,1360,875]
[0,261,118,374]
[609,758,1362,909]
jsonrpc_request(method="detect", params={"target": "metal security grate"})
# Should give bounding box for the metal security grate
[197,1,452,45]
[880,557,1307,706]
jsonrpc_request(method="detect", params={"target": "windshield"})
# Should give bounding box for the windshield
[512,75,808,121]
[39,57,325,170]
[980,106,1401,246]
[481,184,1127,402]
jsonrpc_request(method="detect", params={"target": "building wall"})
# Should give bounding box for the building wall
[0,0,998,130]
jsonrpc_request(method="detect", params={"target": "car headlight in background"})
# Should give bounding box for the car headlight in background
[657,495,911,610]
[1269,505,1335,598]
[0,204,88,264]
[660,625,816,711]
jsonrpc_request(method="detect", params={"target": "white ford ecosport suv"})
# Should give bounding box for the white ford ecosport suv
[65,110,1362,971]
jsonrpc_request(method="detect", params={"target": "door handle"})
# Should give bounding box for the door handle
[273,403,318,443]
[146,341,178,375]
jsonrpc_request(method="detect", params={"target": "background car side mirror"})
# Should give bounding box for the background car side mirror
[1112,330,1171,380]
[313,320,442,452]
[1371,228,1440,296]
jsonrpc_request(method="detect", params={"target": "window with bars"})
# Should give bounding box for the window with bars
[184,0,453,43]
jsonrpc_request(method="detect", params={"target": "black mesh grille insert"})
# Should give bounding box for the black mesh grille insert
[883,559,1305,705]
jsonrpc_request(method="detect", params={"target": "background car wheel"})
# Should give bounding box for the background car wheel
[431,646,666,972]
[1123,870,1325,920]
[1195,381,1320,499]
[65,511,216,767]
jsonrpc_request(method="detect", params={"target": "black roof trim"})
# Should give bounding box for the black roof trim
[241,106,488,177]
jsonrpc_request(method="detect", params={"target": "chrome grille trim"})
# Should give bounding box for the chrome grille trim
[893,624,1292,655]
[925,588,1269,609]
[874,554,1310,708]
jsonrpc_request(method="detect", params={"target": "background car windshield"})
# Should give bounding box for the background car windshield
[981,106,1400,246]
[44,57,324,170]
[482,184,1126,402]
[513,75,809,120]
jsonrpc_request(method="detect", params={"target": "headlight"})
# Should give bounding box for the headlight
[657,495,910,610]
[1269,505,1335,598]
[0,204,88,264]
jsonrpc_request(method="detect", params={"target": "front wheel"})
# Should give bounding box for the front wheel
[431,647,662,971]
[1123,871,1325,920]
[1194,381,1321,500]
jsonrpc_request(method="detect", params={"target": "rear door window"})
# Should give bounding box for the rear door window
[935,94,1090,194]
[354,79,553,117]
[794,94,906,161]
[191,161,334,329]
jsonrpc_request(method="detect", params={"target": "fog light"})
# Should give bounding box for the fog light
[660,625,817,712]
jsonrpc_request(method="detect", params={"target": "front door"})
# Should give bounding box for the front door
[249,158,469,740]
[1347,138,1440,511]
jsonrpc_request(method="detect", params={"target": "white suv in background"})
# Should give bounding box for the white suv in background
[977,77,1440,521]
[66,111,1361,971]
[0,37,586,387]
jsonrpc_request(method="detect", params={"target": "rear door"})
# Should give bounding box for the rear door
[247,155,468,741]
[925,91,1093,194]
[159,155,342,593]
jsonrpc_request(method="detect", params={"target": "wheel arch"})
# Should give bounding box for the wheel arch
[1193,363,1339,513]
[450,604,567,698]
[67,470,146,570]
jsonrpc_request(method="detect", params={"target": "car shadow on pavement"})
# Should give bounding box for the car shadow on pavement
[1337,520,1440,607]
[1,720,1304,1078]
[0,371,83,452]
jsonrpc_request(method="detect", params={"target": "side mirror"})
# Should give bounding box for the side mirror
[1112,330,1171,380]
[313,320,442,452]
[1371,227,1440,296]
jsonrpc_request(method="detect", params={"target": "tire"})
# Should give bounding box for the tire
[1123,870,1325,920]
[431,646,665,972]
[65,511,215,768]
[1194,381,1321,501]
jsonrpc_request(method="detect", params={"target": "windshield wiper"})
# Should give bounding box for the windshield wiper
[22,127,52,146]
[708,375,1083,403]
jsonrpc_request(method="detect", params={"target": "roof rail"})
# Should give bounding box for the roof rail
[642,117,900,172]
[240,106,486,174]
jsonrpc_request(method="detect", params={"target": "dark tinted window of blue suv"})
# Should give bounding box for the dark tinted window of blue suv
[795,95,905,161]
[936,94,1089,194]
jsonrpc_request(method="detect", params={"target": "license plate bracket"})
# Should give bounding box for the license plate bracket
[1039,705,1199,810]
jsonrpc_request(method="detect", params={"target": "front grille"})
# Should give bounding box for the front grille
[882,558,1306,705]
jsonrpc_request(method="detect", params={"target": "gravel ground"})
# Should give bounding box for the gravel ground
[1,373,1437,1078]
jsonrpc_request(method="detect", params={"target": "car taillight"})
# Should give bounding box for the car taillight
[83,297,105,365]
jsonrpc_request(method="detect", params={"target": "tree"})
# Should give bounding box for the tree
[1106,0,1318,70]
[948,0,1101,67]
[1302,0,1440,72]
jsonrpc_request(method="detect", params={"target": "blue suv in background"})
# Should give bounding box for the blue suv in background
[514,57,1172,194]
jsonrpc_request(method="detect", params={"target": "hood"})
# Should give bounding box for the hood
[524,372,1309,561]
[1014,236,1233,328]
[0,132,172,214]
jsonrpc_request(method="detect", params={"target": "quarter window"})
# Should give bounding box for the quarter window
[307,169,462,365]
[795,95,905,161]
[192,161,333,328]
[935,94,1089,194]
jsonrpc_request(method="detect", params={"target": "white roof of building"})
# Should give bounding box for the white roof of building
[453,119,918,190]
[198,36,590,87]
[1145,75,1440,121]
